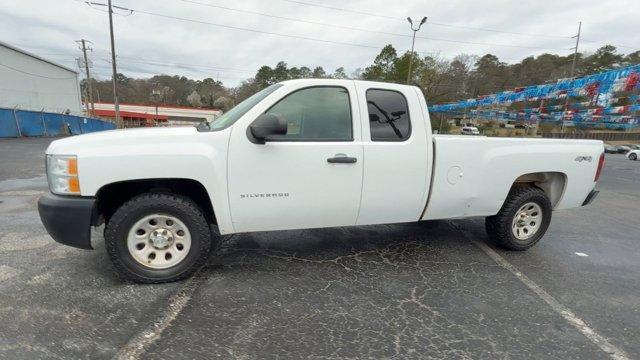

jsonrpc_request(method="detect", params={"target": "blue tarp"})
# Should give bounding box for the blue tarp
[0,108,116,138]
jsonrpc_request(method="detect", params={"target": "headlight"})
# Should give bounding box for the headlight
[46,155,80,195]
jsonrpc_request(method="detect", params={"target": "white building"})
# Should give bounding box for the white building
[0,41,82,114]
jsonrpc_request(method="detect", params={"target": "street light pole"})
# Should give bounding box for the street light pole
[107,0,121,128]
[406,16,427,84]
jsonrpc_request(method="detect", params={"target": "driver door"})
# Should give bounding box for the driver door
[227,82,364,233]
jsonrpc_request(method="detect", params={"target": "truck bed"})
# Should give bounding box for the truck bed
[422,135,603,220]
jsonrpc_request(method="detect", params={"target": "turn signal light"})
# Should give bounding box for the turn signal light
[46,155,81,195]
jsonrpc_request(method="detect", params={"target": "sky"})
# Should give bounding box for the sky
[1,0,639,87]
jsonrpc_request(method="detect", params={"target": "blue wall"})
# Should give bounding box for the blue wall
[0,108,116,138]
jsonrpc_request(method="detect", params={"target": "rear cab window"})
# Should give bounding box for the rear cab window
[366,89,411,141]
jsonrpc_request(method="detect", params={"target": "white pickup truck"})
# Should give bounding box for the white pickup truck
[38,79,605,283]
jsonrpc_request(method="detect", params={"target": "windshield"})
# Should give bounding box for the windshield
[198,84,283,131]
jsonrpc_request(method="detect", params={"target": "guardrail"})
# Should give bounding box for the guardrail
[541,132,640,141]
[0,107,116,138]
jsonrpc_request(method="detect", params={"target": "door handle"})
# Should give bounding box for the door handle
[327,154,357,164]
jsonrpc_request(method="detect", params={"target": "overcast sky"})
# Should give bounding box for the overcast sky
[1,0,639,86]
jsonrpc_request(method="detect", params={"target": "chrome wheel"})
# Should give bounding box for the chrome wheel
[127,214,191,269]
[511,202,542,240]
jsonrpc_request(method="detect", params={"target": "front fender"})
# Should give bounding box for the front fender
[65,130,234,234]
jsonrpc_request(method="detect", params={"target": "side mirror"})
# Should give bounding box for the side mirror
[248,113,288,144]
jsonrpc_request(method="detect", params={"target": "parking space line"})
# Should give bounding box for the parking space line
[470,236,630,360]
[114,268,209,360]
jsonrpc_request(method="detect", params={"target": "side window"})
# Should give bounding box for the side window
[265,87,352,141]
[366,89,411,141]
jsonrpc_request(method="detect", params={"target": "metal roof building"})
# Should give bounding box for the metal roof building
[0,41,82,115]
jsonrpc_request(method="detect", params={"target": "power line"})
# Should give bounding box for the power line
[19,48,256,75]
[101,4,571,52]
[282,0,399,21]
[100,57,255,75]
[179,0,411,37]
[580,39,637,50]
[280,0,572,39]
[114,55,255,73]
[416,36,566,51]
[178,0,568,50]
[130,9,383,50]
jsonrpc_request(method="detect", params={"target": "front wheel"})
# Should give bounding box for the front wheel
[485,186,552,251]
[105,193,213,283]
[630,153,638,160]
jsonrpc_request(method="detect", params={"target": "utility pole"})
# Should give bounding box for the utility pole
[76,39,95,115]
[562,21,582,134]
[108,0,121,128]
[569,21,582,78]
[80,1,132,126]
[406,16,427,84]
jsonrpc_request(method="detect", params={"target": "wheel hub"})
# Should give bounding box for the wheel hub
[149,229,173,249]
[126,214,192,269]
[511,202,542,240]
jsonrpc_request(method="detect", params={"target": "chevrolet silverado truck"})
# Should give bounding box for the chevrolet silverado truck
[38,79,605,283]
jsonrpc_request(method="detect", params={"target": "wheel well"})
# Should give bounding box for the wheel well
[513,172,567,208]
[95,179,215,226]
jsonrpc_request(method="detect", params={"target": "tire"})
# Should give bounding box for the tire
[105,193,214,283]
[485,186,552,251]
[630,153,637,160]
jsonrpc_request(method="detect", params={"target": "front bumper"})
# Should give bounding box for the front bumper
[582,189,600,206]
[38,193,96,249]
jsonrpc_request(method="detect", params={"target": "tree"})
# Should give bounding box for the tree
[312,66,327,78]
[395,51,423,84]
[579,45,624,75]
[197,78,226,107]
[361,44,398,82]
[332,67,348,79]
[469,54,509,96]
[85,44,640,114]
[415,54,451,103]
[255,65,275,88]
[272,61,290,82]
[187,90,202,107]
[624,50,640,65]
[214,96,233,112]
[232,78,261,103]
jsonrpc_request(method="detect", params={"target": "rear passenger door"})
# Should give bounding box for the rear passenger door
[354,83,432,225]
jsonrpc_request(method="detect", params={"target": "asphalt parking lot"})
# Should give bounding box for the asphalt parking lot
[0,136,639,359]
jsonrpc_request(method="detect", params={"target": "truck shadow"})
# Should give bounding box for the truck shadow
[88,218,492,283]
[207,218,491,272]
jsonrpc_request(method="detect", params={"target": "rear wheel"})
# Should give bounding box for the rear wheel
[105,193,213,283]
[630,153,638,160]
[485,186,552,250]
